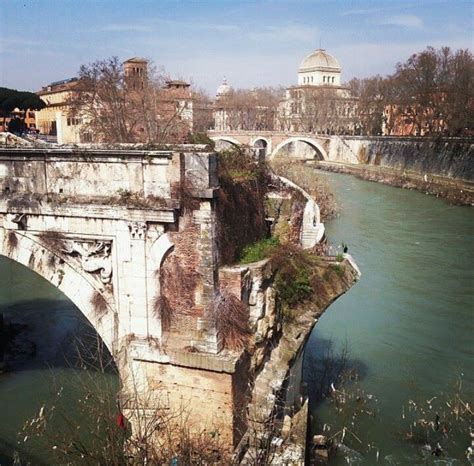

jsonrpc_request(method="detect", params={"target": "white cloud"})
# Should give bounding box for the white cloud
[378,14,423,28]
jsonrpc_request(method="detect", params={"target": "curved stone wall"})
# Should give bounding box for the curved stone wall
[329,136,474,181]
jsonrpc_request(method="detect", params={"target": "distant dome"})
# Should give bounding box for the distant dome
[216,77,231,98]
[299,49,341,72]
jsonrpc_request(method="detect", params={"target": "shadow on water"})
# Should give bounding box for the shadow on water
[1,298,115,374]
[303,337,369,410]
[0,438,49,466]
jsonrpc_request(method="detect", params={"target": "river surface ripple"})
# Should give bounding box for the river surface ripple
[0,171,472,465]
[304,171,474,465]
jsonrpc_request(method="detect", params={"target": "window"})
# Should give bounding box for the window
[332,76,335,83]
[311,76,313,83]
[323,76,326,83]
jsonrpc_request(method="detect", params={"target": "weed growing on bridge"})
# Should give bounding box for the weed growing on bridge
[38,230,68,252]
[90,290,109,319]
[211,290,252,350]
[152,294,172,331]
[5,230,18,253]
[216,148,269,264]
[271,244,319,315]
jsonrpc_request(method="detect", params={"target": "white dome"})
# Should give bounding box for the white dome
[299,49,341,72]
[216,78,231,97]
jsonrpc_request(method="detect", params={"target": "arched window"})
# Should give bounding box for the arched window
[332,76,335,83]
[323,76,326,83]
[311,76,313,83]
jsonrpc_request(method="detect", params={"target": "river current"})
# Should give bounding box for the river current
[0,172,472,465]
[305,171,474,465]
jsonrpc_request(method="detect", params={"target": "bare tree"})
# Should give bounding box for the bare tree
[68,57,193,144]
[216,87,284,131]
[349,46,474,136]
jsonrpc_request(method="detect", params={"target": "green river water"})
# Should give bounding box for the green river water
[0,171,472,465]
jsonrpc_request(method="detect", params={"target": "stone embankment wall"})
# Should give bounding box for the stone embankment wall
[328,136,474,182]
[219,255,360,463]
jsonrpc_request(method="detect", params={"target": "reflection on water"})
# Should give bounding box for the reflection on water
[304,172,474,464]
[0,256,118,465]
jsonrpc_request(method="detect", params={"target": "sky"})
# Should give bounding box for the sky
[0,0,472,94]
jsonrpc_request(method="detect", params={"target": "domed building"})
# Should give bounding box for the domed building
[297,49,342,87]
[214,77,233,131]
[216,77,232,99]
[277,48,358,134]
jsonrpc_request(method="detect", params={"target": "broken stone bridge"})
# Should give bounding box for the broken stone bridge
[0,146,358,458]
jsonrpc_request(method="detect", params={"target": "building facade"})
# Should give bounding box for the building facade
[277,49,358,134]
[35,77,83,143]
[212,49,358,135]
[35,58,194,145]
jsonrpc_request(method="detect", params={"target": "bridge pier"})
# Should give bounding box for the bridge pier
[0,145,359,460]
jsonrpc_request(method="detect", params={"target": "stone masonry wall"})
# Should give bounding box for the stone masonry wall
[328,136,474,181]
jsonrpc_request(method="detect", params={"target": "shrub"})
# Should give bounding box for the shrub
[216,148,270,264]
[271,243,319,312]
[188,132,215,148]
[330,263,345,276]
[239,236,279,264]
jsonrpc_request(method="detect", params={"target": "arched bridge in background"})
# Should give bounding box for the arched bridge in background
[208,130,332,161]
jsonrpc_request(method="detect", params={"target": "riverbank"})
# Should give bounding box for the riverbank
[313,160,474,206]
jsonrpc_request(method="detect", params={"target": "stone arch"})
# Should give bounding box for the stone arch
[251,137,270,159]
[0,228,117,355]
[210,136,241,151]
[270,137,328,161]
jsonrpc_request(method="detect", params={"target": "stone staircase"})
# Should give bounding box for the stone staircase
[275,174,325,249]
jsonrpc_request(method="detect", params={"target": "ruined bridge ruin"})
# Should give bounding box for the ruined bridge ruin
[0,146,359,459]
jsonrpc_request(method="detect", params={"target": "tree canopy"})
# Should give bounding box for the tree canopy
[348,47,474,136]
[0,87,46,114]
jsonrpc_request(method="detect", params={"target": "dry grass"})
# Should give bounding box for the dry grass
[271,160,338,220]
[211,291,252,351]
[160,216,200,320]
[90,290,108,319]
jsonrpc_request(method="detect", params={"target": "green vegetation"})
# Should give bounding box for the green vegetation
[271,244,320,315]
[330,263,345,276]
[0,87,46,114]
[188,132,215,148]
[218,148,266,183]
[216,148,269,264]
[239,236,279,264]
[336,253,344,262]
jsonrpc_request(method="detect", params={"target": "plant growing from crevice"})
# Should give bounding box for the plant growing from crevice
[171,179,200,214]
[211,291,252,351]
[152,294,173,331]
[38,230,68,252]
[90,290,108,319]
[5,230,18,253]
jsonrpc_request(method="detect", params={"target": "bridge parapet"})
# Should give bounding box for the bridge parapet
[0,148,218,201]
